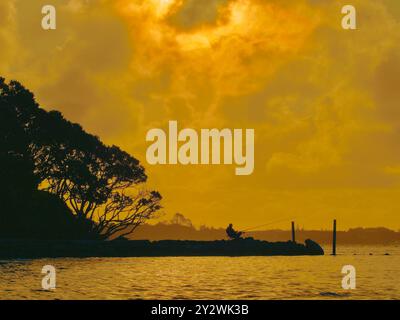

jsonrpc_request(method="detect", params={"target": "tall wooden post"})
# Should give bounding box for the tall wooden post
[332,219,337,256]
[291,221,295,243]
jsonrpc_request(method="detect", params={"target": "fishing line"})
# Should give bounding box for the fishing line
[242,216,297,232]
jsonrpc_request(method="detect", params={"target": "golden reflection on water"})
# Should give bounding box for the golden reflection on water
[0,246,399,300]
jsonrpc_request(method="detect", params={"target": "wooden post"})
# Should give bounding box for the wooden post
[332,219,337,256]
[291,221,295,243]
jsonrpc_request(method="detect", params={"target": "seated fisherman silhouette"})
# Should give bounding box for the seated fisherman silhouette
[226,223,244,240]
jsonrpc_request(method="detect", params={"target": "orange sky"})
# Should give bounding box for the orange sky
[2,0,400,230]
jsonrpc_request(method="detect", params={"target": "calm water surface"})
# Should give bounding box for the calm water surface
[0,245,399,300]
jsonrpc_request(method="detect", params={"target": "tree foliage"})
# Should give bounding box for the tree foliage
[0,78,161,240]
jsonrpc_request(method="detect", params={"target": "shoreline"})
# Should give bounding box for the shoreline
[0,239,324,259]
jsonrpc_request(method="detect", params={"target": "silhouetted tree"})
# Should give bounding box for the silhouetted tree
[95,190,162,239]
[0,77,162,240]
[36,125,162,239]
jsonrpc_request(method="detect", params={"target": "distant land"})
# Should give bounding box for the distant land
[127,214,400,245]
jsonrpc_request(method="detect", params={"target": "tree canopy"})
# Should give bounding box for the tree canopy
[0,78,161,240]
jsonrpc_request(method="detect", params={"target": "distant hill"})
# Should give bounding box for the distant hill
[128,214,400,245]
[249,228,400,245]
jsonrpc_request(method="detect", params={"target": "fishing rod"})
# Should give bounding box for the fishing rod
[241,211,325,233]
[241,216,297,232]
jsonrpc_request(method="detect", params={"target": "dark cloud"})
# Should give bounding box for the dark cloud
[168,0,231,29]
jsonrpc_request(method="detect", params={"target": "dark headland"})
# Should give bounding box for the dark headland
[0,238,324,259]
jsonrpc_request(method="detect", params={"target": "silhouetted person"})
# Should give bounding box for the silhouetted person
[226,223,243,240]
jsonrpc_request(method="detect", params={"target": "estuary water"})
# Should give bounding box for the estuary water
[0,245,399,300]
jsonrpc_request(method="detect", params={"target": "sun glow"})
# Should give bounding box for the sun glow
[151,0,178,17]
[117,0,316,53]
[116,0,179,19]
